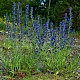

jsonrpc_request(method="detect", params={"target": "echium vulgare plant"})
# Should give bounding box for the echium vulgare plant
[12,2,16,31]
[64,7,75,48]
[5,2,74,52]
[30,7,34,21]
[6,2,72,53]
[17,2,23,37]
[24,4,29,29]
[6,13,10,34]
[6,13,14,41]
[6,2,17,40]
[3,2,79,78]
[58,21,66,49]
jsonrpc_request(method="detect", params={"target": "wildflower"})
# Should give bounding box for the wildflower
[30,7,34,19]
[33,21,37,28]
[69,7,72,18]
[25,4,29,15]
[68,7,72,32]
[64,13,68,23]
[43,23,48,34]
[62,22,67,38]
[51,36,56,41]
[24,17,27,28]
[17,2,22,29]
[59,22,63,34]
[51,35,56,45]
[50,21,54,29]
[43,23,47,27]
[12,2,16,25]
[37,15,41,25]
[39,36,44,45]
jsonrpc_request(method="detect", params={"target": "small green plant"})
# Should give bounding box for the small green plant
[0,38,39,77]
[66,54,80,72]
[39,46,70,73]
[0,17,6,31]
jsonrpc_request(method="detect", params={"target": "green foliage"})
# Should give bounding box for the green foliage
[0,36,79,79]
[40,47,71,72]
[66,54,80,71]
[0,0,37,17]
[0,17,6,31]
[48,0,80,28]
[51,0,70,26]
[1,37,39,77]
[0,0,80,29]
[0,22,6,31]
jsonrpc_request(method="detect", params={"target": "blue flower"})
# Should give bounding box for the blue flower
[25,4,29,15]
[51,36,56,41]
[18,2,20,5]
[33,21,37,28]
[64,13,68,19]
[30,7,34,19]
[51,35,56,45]
[35,48,39,53]
[26,4,29,7]
[69,7,72,12]
[50,22,54,28]
[43,23,47,27]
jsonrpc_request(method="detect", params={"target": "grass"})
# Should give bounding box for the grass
[0,35,80,80]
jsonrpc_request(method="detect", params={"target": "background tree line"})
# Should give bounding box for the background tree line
[0,0,80,29]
